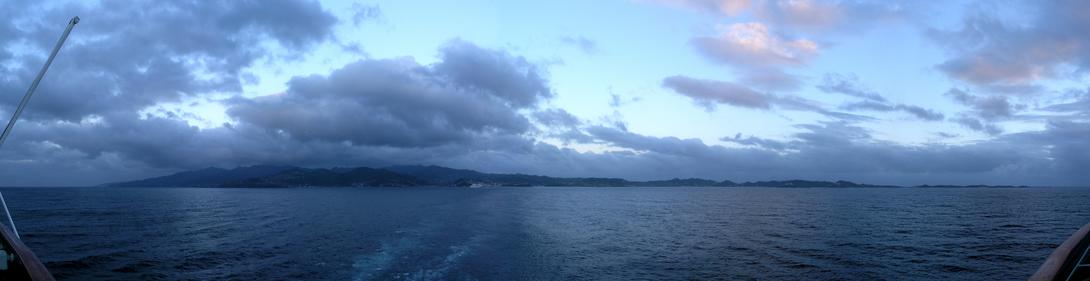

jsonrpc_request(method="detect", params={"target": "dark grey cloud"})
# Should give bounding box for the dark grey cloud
[662,75,771,109]
[434,40,553,108]
[944,88,1023,120]
[946,87,1028,125]
[533,109,582,129]
[0,10,14,62]
[4,111,542,185]
[217,0,338,50]
[935,132,959,139]
[0,132,173,186]
[228,40,551,148]
[587,126,738,159]
[895,104,944,121]
[984,83,1044,96]
[1,1,1087,187]
[1023,121,1090,179]
[720,133,789,151]
[571,121,1067,185]
[952,115,1002,136]
[840,101,944,121]
[941,88,1039,134]
[931,0,1090,90]
[0,0,347,185]
[13,102,1081,186]
[737,68,803,92]
[0,0,337,121]
[817,73,886,102]
[815,73,944,121]
[559,36,598,54]
[662,75,870,121]
[1041,88,1090,119]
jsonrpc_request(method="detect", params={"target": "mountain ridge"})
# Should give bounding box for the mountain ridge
[102,165,1029,188]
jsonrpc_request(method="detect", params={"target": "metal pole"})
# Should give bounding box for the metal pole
[0,16,79,148]
[0,16,79,241]
[0,192,16,238]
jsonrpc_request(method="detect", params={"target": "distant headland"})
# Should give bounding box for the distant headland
[101,165,1032,188]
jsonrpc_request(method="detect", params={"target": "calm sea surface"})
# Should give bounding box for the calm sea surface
[0,186,1086,280]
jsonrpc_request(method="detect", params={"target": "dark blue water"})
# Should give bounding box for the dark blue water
[0,187,1086,280]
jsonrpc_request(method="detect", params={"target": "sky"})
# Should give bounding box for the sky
[0,0,1087,186]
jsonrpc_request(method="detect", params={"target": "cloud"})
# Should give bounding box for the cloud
[840,101,944,121]
[0,0,338,121]
[608,93,642,108]
[652,0,905,32]
[721,133,789,151]
[559,36,598,54]
[533,108,582,129]
[935,132,959,139]
[228,40,551,148]
[13,106,1084,186]
[1027,121,1090,178]
[757,0,844,29]
[692,22,818,67]
[737,68,803,92]
[0,36,568,186]
[574,121,1075,185]
[894,105,944,121]
[670,1,912,93]
[817,73,886,102]
[753,0,904,33]
[931,1,1090,89]
[944,88,1022,120]
[952,115,1002,136]
[1041,88,1090,119]
[434,40,554,107]
[0,13,14,62]
[662,75,870,120]
[689,22,817,91]
[350,3,383,25]
[941,88,1027,134]
[1,1,1087,187]
[649,0,751,15]
[814,74,944,121]
[662,75,772,109]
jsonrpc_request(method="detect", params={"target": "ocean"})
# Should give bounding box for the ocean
[0,186,1086,280]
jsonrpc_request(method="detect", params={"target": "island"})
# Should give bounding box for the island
[102,165,1028,188]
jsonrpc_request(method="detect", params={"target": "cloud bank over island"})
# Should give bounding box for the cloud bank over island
[0,0,1087,186]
